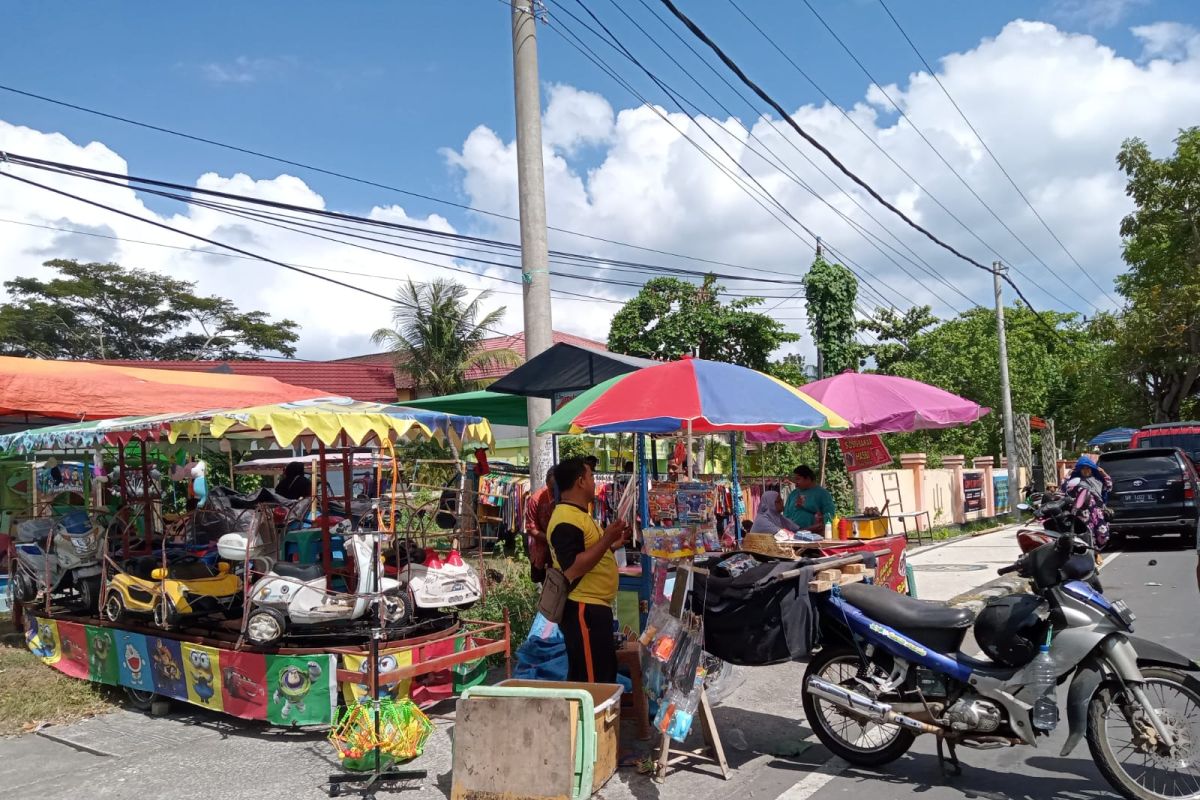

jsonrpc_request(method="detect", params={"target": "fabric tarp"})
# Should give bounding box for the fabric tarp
[0,397,493,454]
[487,342,656,399]
[0,357,323,420]
[400,390,530,427]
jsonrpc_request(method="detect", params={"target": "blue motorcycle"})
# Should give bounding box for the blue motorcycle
[802,528,1200,800]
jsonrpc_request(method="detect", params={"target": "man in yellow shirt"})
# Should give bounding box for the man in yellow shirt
[548,457,630,683]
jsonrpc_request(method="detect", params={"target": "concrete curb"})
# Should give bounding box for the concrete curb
[945,573,1030,613]
[906,523,1013,556]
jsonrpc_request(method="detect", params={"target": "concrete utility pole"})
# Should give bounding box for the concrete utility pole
[993,261,1019,514]
[511,0,554,489]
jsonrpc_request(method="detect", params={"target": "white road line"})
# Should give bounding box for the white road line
[774,755,849,800]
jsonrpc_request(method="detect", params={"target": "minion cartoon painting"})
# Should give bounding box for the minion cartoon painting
[188,650,215,704]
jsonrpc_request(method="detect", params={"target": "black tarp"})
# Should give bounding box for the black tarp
[487,342,656,399]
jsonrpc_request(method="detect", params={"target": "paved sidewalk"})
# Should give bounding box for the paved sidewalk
[906,523,1025,605]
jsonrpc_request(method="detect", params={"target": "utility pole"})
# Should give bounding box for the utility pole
[511,0,554,489]
[994,261,1019,516]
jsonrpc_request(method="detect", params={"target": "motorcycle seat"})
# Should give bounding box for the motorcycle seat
[273,562,325,582]
[840,581,975,631]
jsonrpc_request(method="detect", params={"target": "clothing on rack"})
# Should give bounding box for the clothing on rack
[476,472,530,532]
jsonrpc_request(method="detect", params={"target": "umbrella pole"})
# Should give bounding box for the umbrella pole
[685,420,693,479]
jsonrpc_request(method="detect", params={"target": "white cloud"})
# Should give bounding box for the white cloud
[3,14,1199,365]
[1131,21,1200,61]
[444,17,1200,360]
[1048,0,1147,30]
[199,56,295,84]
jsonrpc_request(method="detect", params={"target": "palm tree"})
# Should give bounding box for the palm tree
[371,279,520,396]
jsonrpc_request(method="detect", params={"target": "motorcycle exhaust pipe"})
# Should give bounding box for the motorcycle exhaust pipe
[806,676,942,735]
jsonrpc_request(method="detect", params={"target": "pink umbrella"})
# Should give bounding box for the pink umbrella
[745,372,989,442]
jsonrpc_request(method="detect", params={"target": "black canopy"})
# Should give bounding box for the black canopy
[488,342,655,399]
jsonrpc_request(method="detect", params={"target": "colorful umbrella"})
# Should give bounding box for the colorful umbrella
[536,357,848,435]
[745,371,989,442]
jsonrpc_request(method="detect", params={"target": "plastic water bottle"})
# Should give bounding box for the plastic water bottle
[1029,631,1059,732]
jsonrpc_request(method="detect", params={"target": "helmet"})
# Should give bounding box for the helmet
[974,593,1048,668]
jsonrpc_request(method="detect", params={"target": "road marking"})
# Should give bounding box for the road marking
[774,755,849,800]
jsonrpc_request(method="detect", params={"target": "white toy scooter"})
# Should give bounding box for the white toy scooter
[401,546,482,616]
[242,524,410,646]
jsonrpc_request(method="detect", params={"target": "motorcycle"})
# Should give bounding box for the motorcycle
[1017,488,1103,592]
[801,529,1200,800]
[8,511,102,612]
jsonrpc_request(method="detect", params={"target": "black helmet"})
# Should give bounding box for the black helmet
[974,593,1048,668]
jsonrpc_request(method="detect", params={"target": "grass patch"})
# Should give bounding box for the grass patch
[0,614,115,736]
[928,518,1006,542]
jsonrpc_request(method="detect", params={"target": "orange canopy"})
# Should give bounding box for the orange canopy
[0,357,325,420]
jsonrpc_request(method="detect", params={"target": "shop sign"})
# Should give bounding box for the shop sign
[839,435,892,472]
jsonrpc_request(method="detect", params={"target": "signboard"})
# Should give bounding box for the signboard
[993,474,1010,514]
[552,390,582,412]
[839,435,892,472]
[963,471,985,513]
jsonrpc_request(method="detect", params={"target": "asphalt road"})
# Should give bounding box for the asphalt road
[800,534,1200,800]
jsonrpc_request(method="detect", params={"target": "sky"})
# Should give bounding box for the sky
[1,0,1198,361]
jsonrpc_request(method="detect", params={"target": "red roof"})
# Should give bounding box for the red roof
[336,331,608,388]
[86,360,397,403]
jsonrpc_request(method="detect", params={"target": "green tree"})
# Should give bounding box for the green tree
[607,274,798,369]
[857,305,940,372]
[803,255,858,377]
[1113,128,1200,421]
[371,278,518,396]
[0,259,299,359]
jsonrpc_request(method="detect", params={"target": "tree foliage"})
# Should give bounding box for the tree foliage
[0,259,299,360]
[803,255,858,377]
[1111,128,1200,421]
[371,278,518,396]
[606,274,798,370]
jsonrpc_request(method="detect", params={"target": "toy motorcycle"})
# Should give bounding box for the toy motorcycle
[8,511,101,612]
[242,525,411,646]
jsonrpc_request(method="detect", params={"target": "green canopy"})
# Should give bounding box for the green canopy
[401,390,530,427]
[536,375,628,435]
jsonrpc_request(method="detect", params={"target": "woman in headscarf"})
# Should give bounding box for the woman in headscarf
[276,461,312,500]
[750,490,799,534]
[1061,455,1113,559]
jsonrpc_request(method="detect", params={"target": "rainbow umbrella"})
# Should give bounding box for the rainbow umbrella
[536,357,848,435]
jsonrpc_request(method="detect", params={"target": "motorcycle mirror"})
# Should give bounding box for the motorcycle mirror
[1016,503,1031,512]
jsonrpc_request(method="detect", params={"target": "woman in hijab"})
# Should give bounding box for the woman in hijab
[276,461,312,500]
[1061,455,1113,560]
[750,490,800,534]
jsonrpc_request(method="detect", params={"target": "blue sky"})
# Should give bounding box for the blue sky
[1,0,1198,358]
[2,0,1191,226]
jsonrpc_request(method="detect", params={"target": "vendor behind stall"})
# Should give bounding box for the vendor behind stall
[276,461,311,500]
[751,490,822,542]
[784,465,835,537]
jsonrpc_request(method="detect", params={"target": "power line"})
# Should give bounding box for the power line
[0,81,816,279]
[720,0,1074,314]
[874,0,1120,307]
[794,0,1093,314]
[653,0,1068,343]
[547,3,905,312]
[595,0,973,313]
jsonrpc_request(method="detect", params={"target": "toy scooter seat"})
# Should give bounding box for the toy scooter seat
[273,562,324,582]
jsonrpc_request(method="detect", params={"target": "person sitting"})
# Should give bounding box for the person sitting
[276,461,312,500]
[784,465,836,537]
[750,490,822,542]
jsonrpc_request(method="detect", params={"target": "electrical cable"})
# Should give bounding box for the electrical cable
[653,0,1068,343]
[794,0,1093,313]
[874,0,1120,307]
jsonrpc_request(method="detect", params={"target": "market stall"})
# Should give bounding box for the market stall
[3,397,509,734]
[537,356,853,780]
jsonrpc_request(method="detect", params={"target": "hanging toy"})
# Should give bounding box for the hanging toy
[191,460,209,508]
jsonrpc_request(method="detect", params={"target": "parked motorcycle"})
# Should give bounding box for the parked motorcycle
[1017,489,1103,592]
[801,529,1200,800]
[8,511,101,612]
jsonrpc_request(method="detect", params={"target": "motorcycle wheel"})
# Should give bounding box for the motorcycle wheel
[1087,666,1200,800]
[801,645,916,767]
[245,607,287,646]
[76,576,100,613]
[10,566,36,604]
